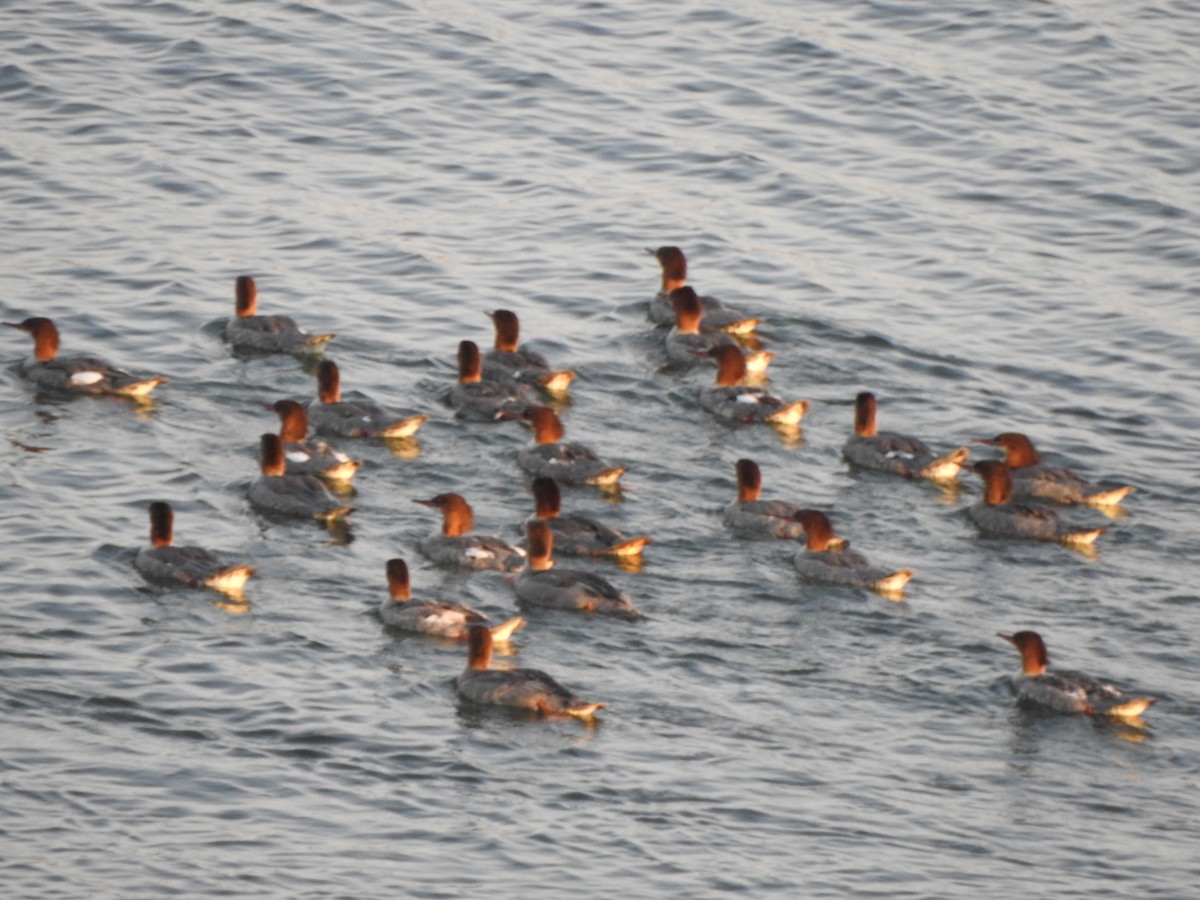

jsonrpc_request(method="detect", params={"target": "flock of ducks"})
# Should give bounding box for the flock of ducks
[4,248,1153,724]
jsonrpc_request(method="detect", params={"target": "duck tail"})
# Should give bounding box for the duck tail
[488,616,527,642]
[601,536,650,557]
[378,415,428,439]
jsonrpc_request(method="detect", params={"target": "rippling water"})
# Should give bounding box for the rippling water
[3,1,1199,896]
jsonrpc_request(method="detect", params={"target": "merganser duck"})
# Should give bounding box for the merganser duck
[5,317,166,399]
[412,493,526,572]
[268,399,361,484]
[134,501,255,597]
[701,345,809,427]
[448,340,536,421]
[722,459,810,539]
[482,310,575,399]
[308,359,427,439]
[664,288,773,375]
[248,433,352,523]
[517,407,626,489]
[515,521,642,619]
[528,476,649,558]
[646,246,761,334]
[456,624,604,721]
[974,432,1133,508]
[998,631,1154,720]
[842,391,969,481]
[790,509,913,596]
[378,558,525,640]
[223,275,333,353]
[969,461,1104,547]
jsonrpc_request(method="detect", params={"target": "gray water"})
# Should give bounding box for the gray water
[2,1,1199,896]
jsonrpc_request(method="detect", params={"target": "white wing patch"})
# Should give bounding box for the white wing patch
[69,371,105,386]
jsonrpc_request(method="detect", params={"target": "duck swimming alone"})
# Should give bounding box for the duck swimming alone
[515,521,642,619]
[449,340,536,421]
[268,399,361,484]
[975,432,1133,508]
[223,275,334,353]
[248,433,352,523]
[664,287,773,374]
[528,476,649,558]
[308,359,427,439]
[456,624,605,721]
[841,391,969,481]
[701,345,809,427]
[482,309,574,399]
[969,461,1104,547]
[412,493,526,572]
[790,509,913,596]
[378,558,525,640]
[5,317,166,399]
[134,501,255,597]
[646,246,760,334]
[998,630,1154,720]
[517,407,626,489]
[722,458,811,540]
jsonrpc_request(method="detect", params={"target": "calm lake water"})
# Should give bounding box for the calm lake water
[2,1,1199,896]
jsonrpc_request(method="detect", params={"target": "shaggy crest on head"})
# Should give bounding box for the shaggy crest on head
[973,460,1015,505]
[735,459,762,502]
[792,510,848,552]
[386,558,411,602]
[271,399,309,442]
[148,501,174,548]
[6,317,60,360]
[413,493,475,537]
[999,631,1048,676]
[487,309,521,352]
[457,340,483,383]
[853,391,878,438]
[669,287,704,333]
[528,406,566,445]
[259,433,287,477]
[316,359,341,404]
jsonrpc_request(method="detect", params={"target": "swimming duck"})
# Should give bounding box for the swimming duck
[998,630,1154,720]
[134,501,255,597]
[456,624,605,721]
[482,309,575,398]
[5,317,166,399]
[664,288,773,374]
[722,458,811,540]
[412,493,526,572]
[223,275,334,353]
[514,521,642,619]
[841,391,969,481]
[517,407,626,489]
[378,558,525,640]
[248,433,352,523]
[790,509,913,596]
[974,432,1133,508]
[969,461,1104,547]
[701,345,809,427]
[268,399,361,483]
[449,340,536,421]
[646,246,760,334]
[308,359,427,439]
[527,476,649,558]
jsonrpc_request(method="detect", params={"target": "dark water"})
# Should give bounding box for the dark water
[2,1,1199,896]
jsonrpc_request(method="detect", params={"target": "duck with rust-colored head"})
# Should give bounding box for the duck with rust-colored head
[412,493,526,572]
[378,558,525,640]
[268,399,361,484]
[5,317,166,400]
[791,509,913,597]
[308,359,427,439]
[515,522,642,620]
[975,432,1133,508]
[248,433,352,523]
[646,246,760,334]
[998,630,1154,720]
[223,275,333,354]
[517,407,626,489]
[448,340,537,421]
[481,309,574,399]
[700,345,808,427]
[456,624,604,721]
[722,459,812,540]
[841,391,968,482]
[969,460,1104,548]
[663,287,772,374]
[134,502,255,598]
[526,477,649,559]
